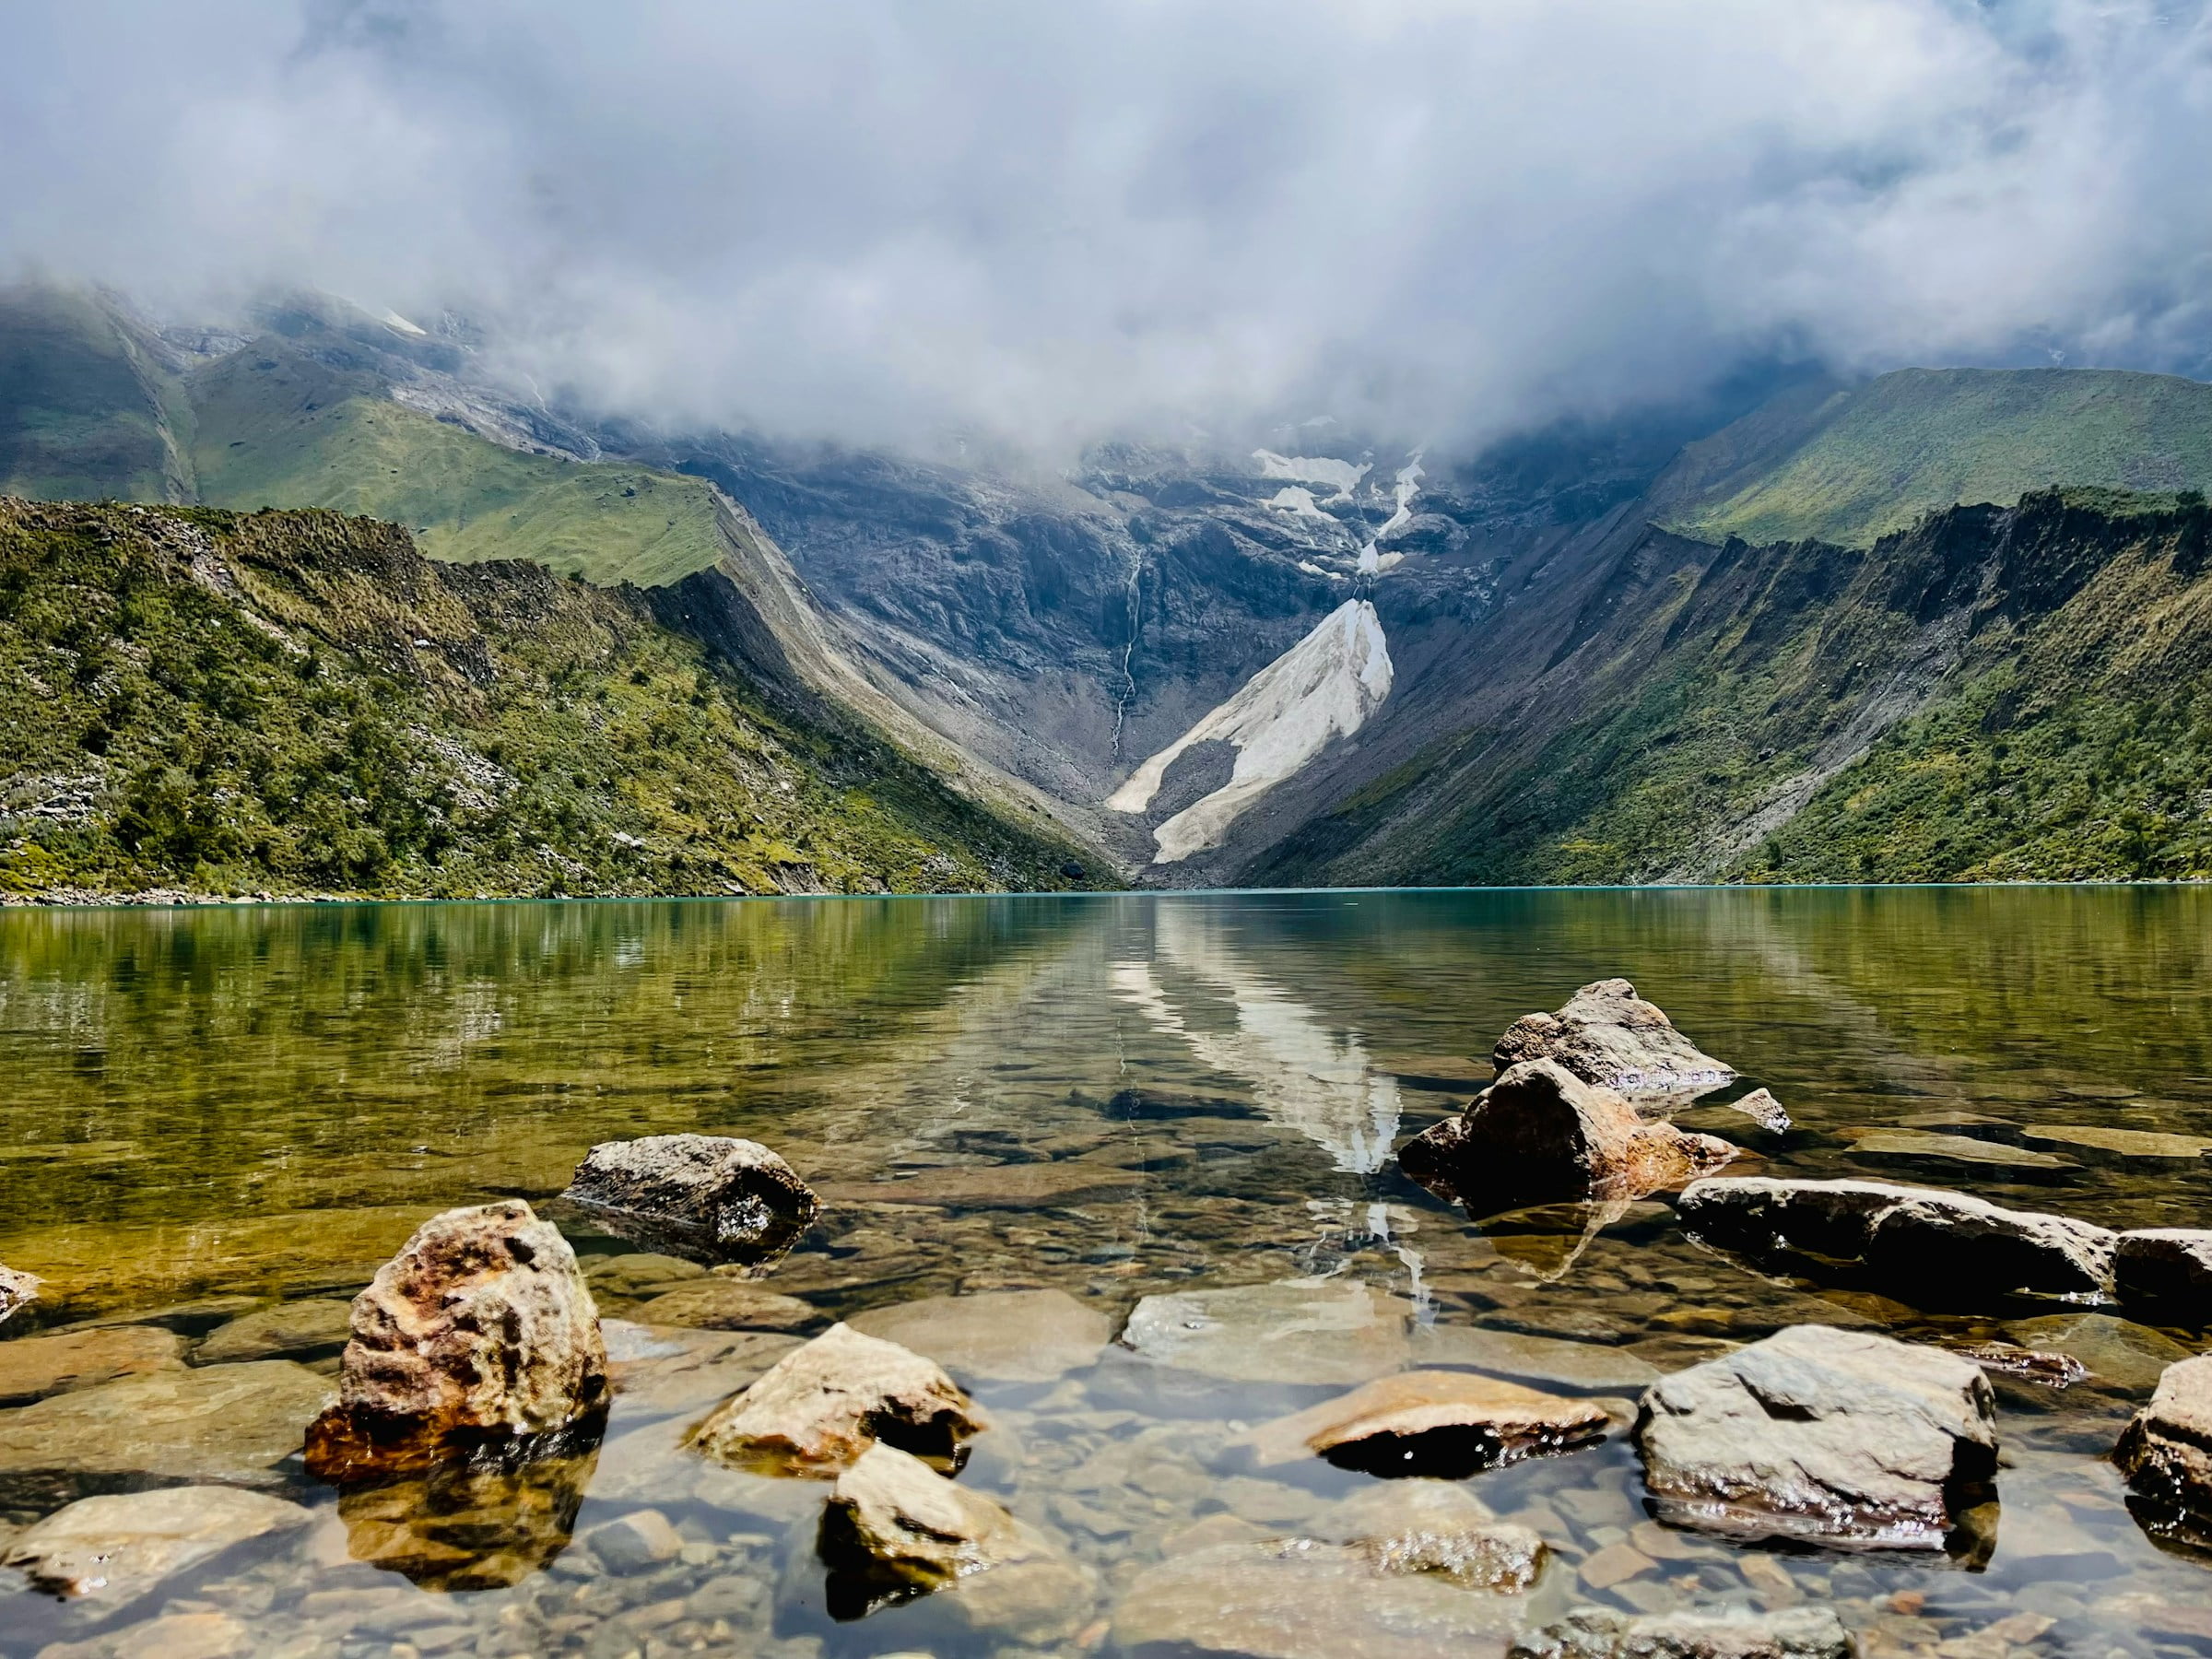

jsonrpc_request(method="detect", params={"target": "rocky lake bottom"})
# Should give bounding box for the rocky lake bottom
[0,887,2209,1659]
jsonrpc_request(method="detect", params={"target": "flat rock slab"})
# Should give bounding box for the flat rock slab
[0,1360,334,1505]
[1247,1370,1609,1477]
[846,1289,1114,1382]
[1511,1606,1853,1659]
[3,1486,310,1601]
[633,1279,818,1332]
[0,1325,184,1406]
[1638,1324,1997,1552]
[583,1253,710,1299]
[2002,1314,2196,1393]
[2023,1125,2212,1159]
[1111,1538,1535,1659]
[818,1161,1146,1209]
[1843,1128,2074,1170]
[1409,1327,1660,1392]
[1121,1279,1412,1385]
[194,1299,355,1365]
[1311,1481,1547,1593]
[601,1321,806,1415]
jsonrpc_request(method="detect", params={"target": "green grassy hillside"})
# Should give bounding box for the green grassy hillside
[1657,368,2212,547]
[0,287,194,504]
[0,499,1096,900]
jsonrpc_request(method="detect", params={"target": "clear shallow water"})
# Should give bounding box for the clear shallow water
[0,888,2209,1656]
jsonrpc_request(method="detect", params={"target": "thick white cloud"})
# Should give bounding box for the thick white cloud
[4,0,2209,453]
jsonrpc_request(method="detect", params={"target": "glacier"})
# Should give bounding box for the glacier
[1108,596,1393,864]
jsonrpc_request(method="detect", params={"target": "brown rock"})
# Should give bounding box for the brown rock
[689,1322,984,1477]
[0,1264,37,1326]
[304,1200,608,1482]
[1401,1059,1738,1211]
[0,1324,184,1406]
[562,1134,819,1264]
[2115,1354,2212,1551]
[3,1487,310,1601]
[846,1288,1113,1382]
[1247,1369,1609,1477]
[1492,980,1735,1098]
[633,1278,818,1332]
[818,1441,1035,1609]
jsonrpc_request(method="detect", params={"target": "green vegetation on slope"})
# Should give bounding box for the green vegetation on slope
[188,345,726,586]
[1657,368,2212,547]
[0,498,1096,900]
[0,287,194,504]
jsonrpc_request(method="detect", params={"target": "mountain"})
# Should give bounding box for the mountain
[0,498,1096,900]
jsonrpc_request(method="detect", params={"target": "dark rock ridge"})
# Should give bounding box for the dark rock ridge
[1492,980,1736,1098]
[560,1134,820,1265]
[1677,1177,2118,1301]
[1637,1324,1998,1554]
[1511,1607,1853,1659]
[305,1201,609,1482]
[1401,1057,1738,1213]
[2115,1354,2212,1553]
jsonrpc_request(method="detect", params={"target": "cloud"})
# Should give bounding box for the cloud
[4,0,2210,454]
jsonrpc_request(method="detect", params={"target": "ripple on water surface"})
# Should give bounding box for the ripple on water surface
[1,888,2210,1656]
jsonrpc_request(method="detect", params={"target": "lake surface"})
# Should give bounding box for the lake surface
[1,888,2209,1657]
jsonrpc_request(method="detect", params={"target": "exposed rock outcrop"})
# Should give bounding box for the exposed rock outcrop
[2115,1354,2212,1552]
[689,1322,984,1477]
[0,1264,38,1325]
[1401,1059,1738,1211]
[1637,1324,1998,1552]
[1246,1369,1610,1478]
[1492,981,1735,1097]
[1677,1177,2117,1300]
[304,1200,609,1482]
[2,1487,311,1602]
[818,1441,1036,1611]
[1511,1607,1853,1659]
[560,1134,819,1265]
[2115,1230,2212,1315]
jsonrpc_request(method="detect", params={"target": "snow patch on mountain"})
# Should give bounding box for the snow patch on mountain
[1108,597,1393,864]
[1266,485,1333,518]
[1357,453,1424,574]
[1253,450,1370,495]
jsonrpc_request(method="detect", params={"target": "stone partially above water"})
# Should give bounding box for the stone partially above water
[689,1322,984,1477]
[1492,980,1735,1098]
[0,1324,183,1407]
[2115,1355,2212,1549]
[2114,1230,2212,1316]
[818,1441,1035,1602]
[1638,1325,1998,1551]
[1677,1177,2117,1300]
[0,1264,37,1326]
[3,1486,311,1601]
[562,1134,820,1264]
[1401,1059,1738,1210]
[1121,1278,1412,1385]
[1246,1370,1610,1478]
[846,1288,1114,1382]
[1511,1607,1853,1659]
[304,1200,608,1482]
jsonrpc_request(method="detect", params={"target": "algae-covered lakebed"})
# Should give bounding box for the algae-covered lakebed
[1,887,2210,1657]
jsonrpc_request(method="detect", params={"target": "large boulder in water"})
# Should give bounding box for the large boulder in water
[0,1264,38,1326]
[1677,1177,2117,1300]
[1492,980,1735,1098]
[561,1134,819,1264]
[690,1322,984,1477]
[818,1441,1038,1610]
[1400,1058,1737,1210]
[305,1200,609,1482]
[1638,1324,1998,1553]
[2115,1354,2212,1551]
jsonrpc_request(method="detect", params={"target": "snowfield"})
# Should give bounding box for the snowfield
[1253,449,1370,495]
[1108,597,1394,864]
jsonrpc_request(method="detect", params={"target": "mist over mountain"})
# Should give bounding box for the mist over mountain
[7,0,2212,457]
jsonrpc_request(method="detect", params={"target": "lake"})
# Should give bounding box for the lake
[2,887,2209,1657]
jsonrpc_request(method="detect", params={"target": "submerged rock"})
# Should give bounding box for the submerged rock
[561,1134,819,1264]
[194,1299,355,1365]
[3,1487,310,1601]
[2003,1313,2196,1393]
[304,1200,608,1482]
[1316,1482,1549,1592]
[1511,1607,1853,1659]
[2114,1230,2212,1316]
[599,1320,805,1416]
[690,1322,984,1477]
[1246,1369,1610,1478]
[818,1441,1034,1611]
[1637,1324,1998,1552]
[1677,1177,2117,1300]
[1401,1059,1738,1211]
[333,1445,598,1590]
[633,1277,818,1332]
[1110,1537,1535,1659]
[1120,1278,1412,1385]
[0,1264,37,1326]
[2115,1354,2212,1552]
[1492,980,1735,1098]
[847,1288,1114,1382]
[0,1325,183,1407]
[0,1360,333,1506]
